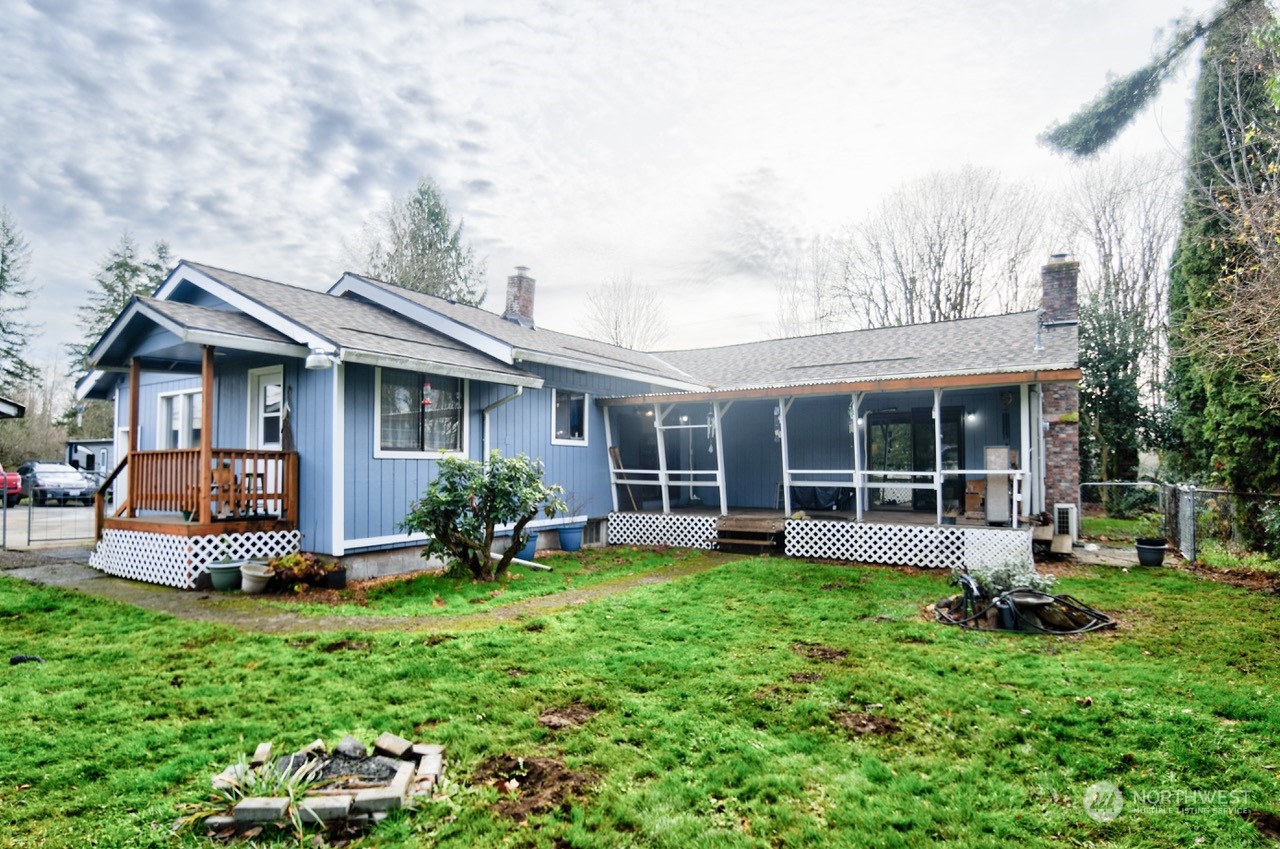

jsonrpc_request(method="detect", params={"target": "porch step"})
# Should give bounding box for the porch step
[714,536,778,548]
[713,516,784,551]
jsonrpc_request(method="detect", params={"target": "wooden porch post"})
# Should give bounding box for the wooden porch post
[713,401,730,517]
[653,403,671,514]
[603,406,618,513]
[127,358,140,518]
[933,388,943,524]
[851,392,863,522]
[777,398,794,516]
[197,346,214,525]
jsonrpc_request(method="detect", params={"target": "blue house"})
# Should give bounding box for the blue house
[78,257,1080,587]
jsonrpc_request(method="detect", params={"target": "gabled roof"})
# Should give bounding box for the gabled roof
[160,262,541,387]
[329,273,707,392]
[656,311,1076,391]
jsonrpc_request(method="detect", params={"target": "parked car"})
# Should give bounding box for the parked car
[17,461,99,506]
[0,464,21,507]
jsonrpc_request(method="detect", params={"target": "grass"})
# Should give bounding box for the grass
[2,551,1279,847]
[1196,539,1280,573]
[261,546,708,617]
[1080,515,1144,542]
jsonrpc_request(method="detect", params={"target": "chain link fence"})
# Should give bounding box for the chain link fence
[0,492,98,550]
[1081,480,1280,563]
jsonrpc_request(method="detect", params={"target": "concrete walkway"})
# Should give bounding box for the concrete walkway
[0,545,742,634]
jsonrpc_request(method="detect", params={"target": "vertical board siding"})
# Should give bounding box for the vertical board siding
[136,372,203,450]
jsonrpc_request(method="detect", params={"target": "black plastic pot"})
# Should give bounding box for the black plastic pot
[1135,538,1167,567]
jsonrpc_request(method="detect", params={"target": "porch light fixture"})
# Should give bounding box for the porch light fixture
[305,349,336,370]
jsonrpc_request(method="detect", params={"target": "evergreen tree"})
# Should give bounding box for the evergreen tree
[356,177,486,305]
[0,205,39,396]
[1165,0,1280,496]
[68,231,171,376]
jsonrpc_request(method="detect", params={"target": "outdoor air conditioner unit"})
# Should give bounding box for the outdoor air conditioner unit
[1054,503,1078,543]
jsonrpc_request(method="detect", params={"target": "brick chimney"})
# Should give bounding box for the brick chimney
[1040,253,1079,324]
[502,266,536,329]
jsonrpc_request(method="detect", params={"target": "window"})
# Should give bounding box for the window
[158,390,203,449]
[552,389,588,446]
[377,368,465,455]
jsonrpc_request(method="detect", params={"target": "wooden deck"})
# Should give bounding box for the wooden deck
[100,512,296,537]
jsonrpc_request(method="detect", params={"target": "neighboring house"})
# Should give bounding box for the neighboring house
[77,256,1080,588]
[65,438,115,479]
[0,396,25,419]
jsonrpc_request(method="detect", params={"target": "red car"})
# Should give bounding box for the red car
[0,464,21,507]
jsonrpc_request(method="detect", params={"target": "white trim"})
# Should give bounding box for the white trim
[342,515,589,552]
[514,349,707,393]
[155,262,339,354]
[372,367,470,459]
[331,363,345,556]
[329,274,514,364]
[550,388,589,447]
[155,388,204,450]
[341,348,540,389]
[247,365,284,450]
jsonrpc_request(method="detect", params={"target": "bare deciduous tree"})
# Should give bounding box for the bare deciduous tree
[583,273,668,351]
[833,166,1044,328]
[772,235,842,339]
[1061,152,1181,401]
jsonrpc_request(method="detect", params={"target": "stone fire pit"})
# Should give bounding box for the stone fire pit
[204,732,445,836]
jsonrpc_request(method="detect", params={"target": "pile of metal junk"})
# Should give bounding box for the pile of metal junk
[934,567,1116,634]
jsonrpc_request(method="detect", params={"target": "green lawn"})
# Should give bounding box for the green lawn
[1080,515,1144,542]
[2,552,1278,848]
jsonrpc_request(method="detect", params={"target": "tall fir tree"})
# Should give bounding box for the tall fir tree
[1165,0,1280,497]
[0,205,39,396]
[358,177,486,305]
[68,231,171,377]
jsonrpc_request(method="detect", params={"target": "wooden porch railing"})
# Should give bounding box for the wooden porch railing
[95,448,299,538]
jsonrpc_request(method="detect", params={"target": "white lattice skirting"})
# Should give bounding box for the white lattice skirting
[607,512,718,549]
[90,529,302,589]
[784,520,1031,569]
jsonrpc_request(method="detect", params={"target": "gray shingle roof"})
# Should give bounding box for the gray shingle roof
[340,274,704,387]
[185,263,537,384]
[139,297,298,346]
[655,311,1077,391]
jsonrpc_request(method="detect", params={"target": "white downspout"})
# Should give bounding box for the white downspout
[603,405,618,512]
[482,386,523,462]
[852,392,863,522]
[934,388,944,524]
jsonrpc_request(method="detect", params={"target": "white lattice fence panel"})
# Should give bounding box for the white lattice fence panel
[607,513,718,549]
[90,530,193,588]
[89,529,301,589]
[785,521,1033,569]
[962,527,1032,569]
[785,521,965,569]
[189,531,301,585]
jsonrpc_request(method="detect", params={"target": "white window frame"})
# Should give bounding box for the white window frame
[156,389,204,450]
[550,388,589,447]
[247,365,285,450]
[373,367,470,459]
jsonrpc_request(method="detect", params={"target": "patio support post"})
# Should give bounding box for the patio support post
[851,392,863,522]
[933,388,943,524]
[653,403,671,514]
[714,401,731,516]
[1020,383,1034,514]
[127,357,140,518]
[197,346,214,524]
[603,405,618,512]
[777,398,794,515]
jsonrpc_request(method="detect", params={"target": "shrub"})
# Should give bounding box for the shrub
[953,560,1056,598]
[402,451,565,582]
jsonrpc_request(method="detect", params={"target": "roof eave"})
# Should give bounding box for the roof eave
[339,349,544,389]
[599,366,1081,405]
[513,349,709,393]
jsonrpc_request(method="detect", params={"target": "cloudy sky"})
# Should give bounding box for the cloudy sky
[2,0,1212,368]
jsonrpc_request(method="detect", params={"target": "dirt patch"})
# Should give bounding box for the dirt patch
[789,672,824,683]
[472,754,597,820]
[790,642,848,662]
[1179,563,1280,594]
[1243,808,1280,841]
[319,639,369,653]
[833,712,901,736]
[422,634,456,647]
[537,703,598,730]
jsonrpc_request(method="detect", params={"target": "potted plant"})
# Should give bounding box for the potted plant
[1134,511,1168,567]
[207,536,244,591]
[556,494,589,552]
[239,561,274,594]
[267,551,344,590]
